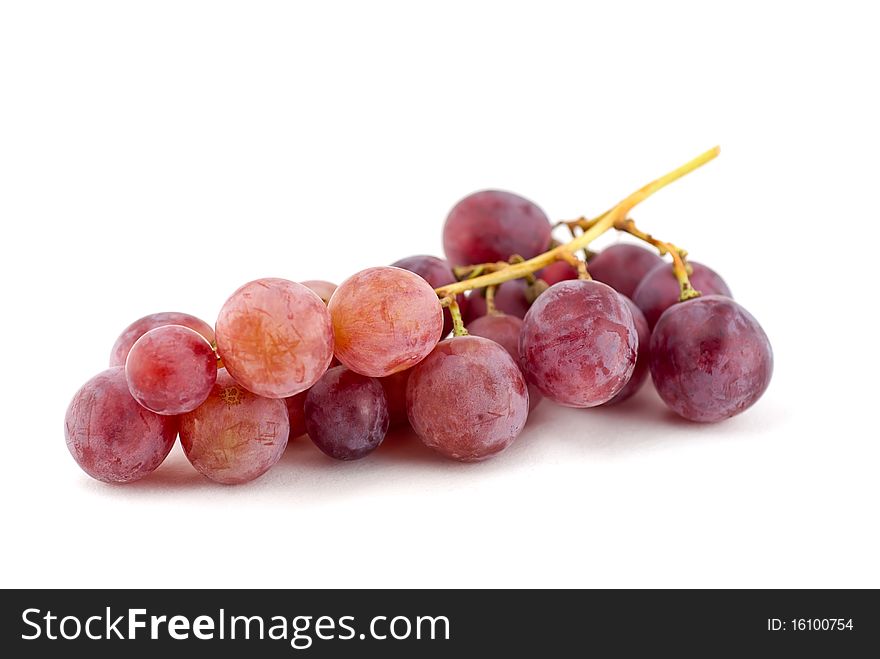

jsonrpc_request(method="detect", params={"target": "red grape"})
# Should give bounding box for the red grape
[520,280,638,407]
[379,368,412,428]
[109,312,215,367]
[391,254,466,338]
[284,391,308,441]
[329,266,443,377]
[179,371,289,484]
[443,190,552,267]
[537,260,578,286]
[125,325,217,415]
[603,297,650,405]
[304,366,389,460]
[466,313,543,411]
[587,243,664,298]
[463,278,532,322]
[215,278,334,398]
[650,296,773,422]
[65,367,178,483]
[301,280,337,305]
[633,261,732,329]
[407,336,529,462]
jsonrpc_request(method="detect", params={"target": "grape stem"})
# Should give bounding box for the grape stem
[556,250,590,281]
[441,296,469,336]
[562,215,699,300]
[615,217,700,301]
[485,285,499,315]
[434,146,720,299]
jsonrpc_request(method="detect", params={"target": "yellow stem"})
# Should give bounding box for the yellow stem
[485,285,500,316]
[441,296,468,336]
[614,218,700,301]
[434,146,720,299]
[557,251,590,280]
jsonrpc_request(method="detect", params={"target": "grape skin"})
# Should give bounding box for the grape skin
[464,278,532,322]
[215,278,334,398]
[603,298,650,405]
[329,266,443,377]
[391,254,466,338]
[443,190,552,267]
[179,371,289,484]
[537,260,578,287]
[633,261,732,329]
[587,243,664,298]
[125,325,218,415]
[379,368,412,428]
[650,295,773,422]
[64,367,178,483]
[520,280,638,408]
[304,366,389,460]
[466,313,543,412]
[284,391,308,441]
[109,312,215,367]
[407,336,529,462]
[301,280,337,305]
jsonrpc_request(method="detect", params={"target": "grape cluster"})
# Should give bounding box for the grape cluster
[64,151,773,485]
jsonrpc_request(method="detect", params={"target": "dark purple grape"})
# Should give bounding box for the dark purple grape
[391,255,467,338]
[407,336,529,462]
[520,280,638,408]
[633,261,732,329]
[443,190,552,267]
[379,368,412,428]
[466,313,543,411]
[587,243,664,298]
[650,295,773,422]
[304,366,389,460]
[65,367,178,483]
[604,297,650,405]
[464,278,532,323]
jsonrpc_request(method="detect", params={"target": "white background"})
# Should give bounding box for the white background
[1,1,877,589]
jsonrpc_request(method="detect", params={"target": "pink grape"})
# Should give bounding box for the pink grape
[443,190,552,267]
[391,255,467,338]
[284,391,308,441]
[304,366,389,460]
[464,278,532,323]
[407,336,529,462]
[109,312,215,367]
[603,298,650,405]
[215,278,334,398]
[520,280,638,408]
[64,367,178,483]
[650,296,773,422]
[537,260,578,286]
[466,313,543,412]
[329,266,443,377]
[633,261,732,329]
[379,368,412,428]
[179,371,289,484]
[587,243,664,298]
[301,280,337,305]
[125,325,217,415]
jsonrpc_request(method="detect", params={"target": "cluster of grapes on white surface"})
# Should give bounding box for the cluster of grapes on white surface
[64,147,773,485]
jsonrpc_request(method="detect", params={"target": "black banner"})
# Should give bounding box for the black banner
[1,589,876,656]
